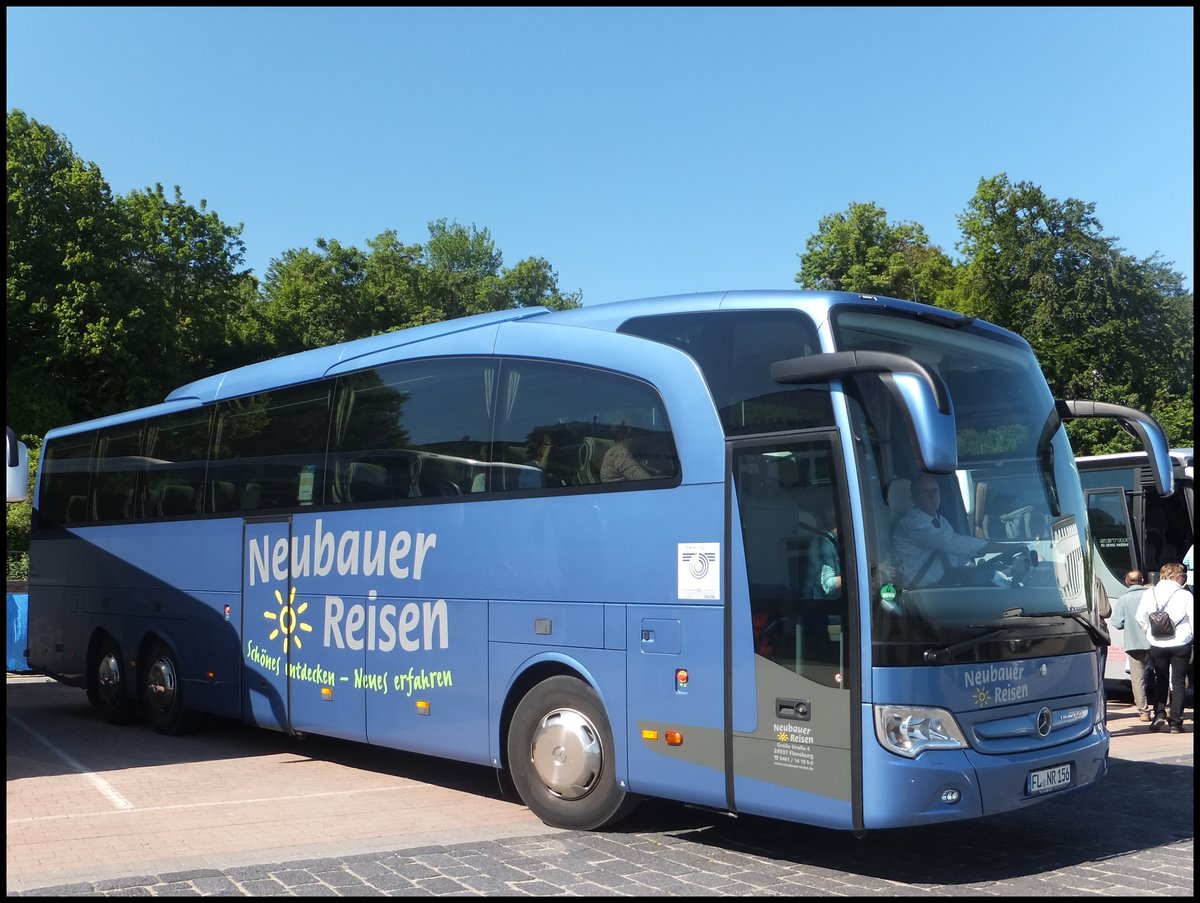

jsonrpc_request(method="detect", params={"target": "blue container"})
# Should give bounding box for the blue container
[7,592,29,672]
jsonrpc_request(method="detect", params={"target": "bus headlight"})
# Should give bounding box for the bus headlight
[874,705,968,758]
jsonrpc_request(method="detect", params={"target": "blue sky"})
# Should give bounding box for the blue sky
[6,7,1194,303]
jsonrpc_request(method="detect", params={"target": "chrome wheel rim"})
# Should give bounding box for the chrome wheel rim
[529,707,602,800]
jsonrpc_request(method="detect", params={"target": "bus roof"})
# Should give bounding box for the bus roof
[538,288,1021,338]
[166,306,551,404]
[40,289,1032,441]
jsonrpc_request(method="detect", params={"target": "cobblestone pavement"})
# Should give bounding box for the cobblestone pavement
[10,750,1192,897]
[8,673,1193,897]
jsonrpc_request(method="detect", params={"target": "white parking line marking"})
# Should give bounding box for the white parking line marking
[8,711,135,810]
[6,784,415,824]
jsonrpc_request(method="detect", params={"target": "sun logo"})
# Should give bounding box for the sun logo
[973,687,991,707]
[264,586,313,653]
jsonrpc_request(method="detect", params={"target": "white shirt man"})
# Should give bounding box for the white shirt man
[893,475,1016,587]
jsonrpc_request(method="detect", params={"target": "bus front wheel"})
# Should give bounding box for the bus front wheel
[141,640,204,735]
[87,635,137,724]
[506,675,640,830]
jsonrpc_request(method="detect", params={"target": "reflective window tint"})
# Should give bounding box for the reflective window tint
[491,359,679,491]
[92,422,145,522]
[331,358,496,503]
[38,432,95,526]
[139,410,212,518]
[619,311,832,435]
[209,384,331,513]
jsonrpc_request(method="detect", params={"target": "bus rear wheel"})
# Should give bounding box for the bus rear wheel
[506,675,640,830]
[141,640,204,735]
[87,635,137,724]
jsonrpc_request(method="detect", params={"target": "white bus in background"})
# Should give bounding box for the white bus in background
[1076,447,1194,686]
[7,427,29,503]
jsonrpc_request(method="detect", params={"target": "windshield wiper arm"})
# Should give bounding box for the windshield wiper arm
[923,622,1020,663]
[923,608,1108,664]
[1022,609,1110,648]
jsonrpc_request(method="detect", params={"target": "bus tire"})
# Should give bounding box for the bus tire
[141,640,204,735]
[87,635,137,725]
[506,675,640,830]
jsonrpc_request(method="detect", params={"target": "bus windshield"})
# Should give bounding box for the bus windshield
[832,309,1094,666]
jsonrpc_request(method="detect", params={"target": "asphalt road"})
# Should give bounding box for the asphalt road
[6,674,1193,897]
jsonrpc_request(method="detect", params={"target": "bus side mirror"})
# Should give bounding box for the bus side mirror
[7,426,29,504]
[1057,400,1175,497]
[771,351,958,474]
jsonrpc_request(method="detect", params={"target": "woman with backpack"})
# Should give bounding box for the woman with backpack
[1135,562,1194,734]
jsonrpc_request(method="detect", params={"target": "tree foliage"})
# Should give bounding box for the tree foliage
[7,110,130,434]
[118,183,251,384]
[798,183,1193,455]
[8,109,1190,485]
[951,174,1192,453]
[254,219,582,353]
[6,111,251,437]
[6,111,582,447]
[795,201,956,304]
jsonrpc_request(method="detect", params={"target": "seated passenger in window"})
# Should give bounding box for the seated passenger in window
[806,498,843,597]
[601,417,653,482]
[521,429,565,488]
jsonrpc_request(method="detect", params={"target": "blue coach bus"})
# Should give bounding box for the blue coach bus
[21,290,1173,833]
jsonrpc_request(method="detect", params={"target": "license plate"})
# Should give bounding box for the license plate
[1027,762,1072,796]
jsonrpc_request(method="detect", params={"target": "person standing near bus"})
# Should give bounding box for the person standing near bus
[1109,569,1154,722]
[1135,562,1194,734]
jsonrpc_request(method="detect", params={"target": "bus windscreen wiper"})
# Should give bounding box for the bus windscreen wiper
[923,624,1019,664]
[1021,609,1110,648]
[923,608,1107,664]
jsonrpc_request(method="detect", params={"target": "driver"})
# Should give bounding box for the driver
[894,474,1028,588]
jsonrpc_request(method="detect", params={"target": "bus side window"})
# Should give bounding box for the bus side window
[346,461,389,502]
[577,437,614,484]
[138,484,162,518]
[66,494,88,523]
[159,484,198,516]
[211,480,238,513]
[94,490,132,521]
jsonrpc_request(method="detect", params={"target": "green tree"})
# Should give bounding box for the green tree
[7,112,253,437]
[259,220,582,353]
[363,230,425,332]
[6,109,132,437]
[496,255,583,312]
[259,239,376,354]
[952,174,1192,453]
[795,201,956,304]
[416,219,581,322]
[118,183,249,389]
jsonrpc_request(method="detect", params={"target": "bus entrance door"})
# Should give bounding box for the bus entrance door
[728,436,857,830]
[241,517,293,732]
